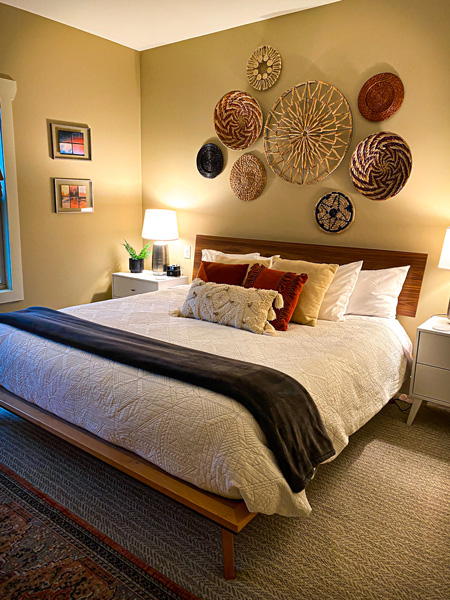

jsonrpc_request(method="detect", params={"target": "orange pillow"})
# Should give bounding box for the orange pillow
[196,261,249,285]
[244,264,308,331]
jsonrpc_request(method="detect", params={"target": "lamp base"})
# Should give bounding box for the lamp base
[152,242,169,276]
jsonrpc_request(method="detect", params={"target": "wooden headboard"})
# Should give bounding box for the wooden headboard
[193,234,428,318]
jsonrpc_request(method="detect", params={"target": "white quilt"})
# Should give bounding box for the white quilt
[0,286,409,516]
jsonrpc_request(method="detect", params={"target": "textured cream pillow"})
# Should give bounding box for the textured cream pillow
[177,278,283,335]
[273,258,338,326]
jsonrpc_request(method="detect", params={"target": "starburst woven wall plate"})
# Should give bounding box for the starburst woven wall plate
[315,191,355,234]
[214,91,263,150]
[350,131,412,200]
[230,153,266,201]
[246,45,282,91]
[264,81,353,185]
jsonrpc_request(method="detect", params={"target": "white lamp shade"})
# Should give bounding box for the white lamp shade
[438,227,450,270]
[142,209,179,241]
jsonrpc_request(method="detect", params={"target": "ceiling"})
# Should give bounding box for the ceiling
[1,0,340,51]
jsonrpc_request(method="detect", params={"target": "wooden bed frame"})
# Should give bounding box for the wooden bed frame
[0,235,428,579]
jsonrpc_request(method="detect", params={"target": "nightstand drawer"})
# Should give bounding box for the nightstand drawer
[416,331,450,370]
[413,363,450,403]
[113,277,156,298]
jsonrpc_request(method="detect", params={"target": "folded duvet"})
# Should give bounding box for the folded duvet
[0,305,335,493]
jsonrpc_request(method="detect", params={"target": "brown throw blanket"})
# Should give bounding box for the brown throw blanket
[0,306,335,493]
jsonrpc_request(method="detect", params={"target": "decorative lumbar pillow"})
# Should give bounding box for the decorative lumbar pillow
[345,265,410,319]
[196,261,250,285]
[202,249,260,262]
[272,258,338,327]
[176,278,284,335]
[318,261,363,322]
[244,264,308,331]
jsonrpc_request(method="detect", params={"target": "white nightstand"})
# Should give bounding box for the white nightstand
[407,316,450,425]
[112,271,188,299]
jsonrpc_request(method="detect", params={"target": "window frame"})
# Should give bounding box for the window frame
[0,77,23,304]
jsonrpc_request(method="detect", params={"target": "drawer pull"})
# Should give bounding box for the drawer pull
[131,288,136,292]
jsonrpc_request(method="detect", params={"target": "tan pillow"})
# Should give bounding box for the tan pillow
[177,278,283,335]
[272,258,338,326]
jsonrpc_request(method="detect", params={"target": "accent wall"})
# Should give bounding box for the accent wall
[140,0,450,339]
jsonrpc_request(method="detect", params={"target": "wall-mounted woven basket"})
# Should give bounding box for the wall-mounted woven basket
[214,91,263,150]
[350,131,412,201]
[230,153,266,201]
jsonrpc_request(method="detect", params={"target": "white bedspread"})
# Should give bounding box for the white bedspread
[0,287,410,516]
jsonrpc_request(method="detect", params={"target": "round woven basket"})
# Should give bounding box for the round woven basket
[246,45,282,91]
[350,132,412,201]
[358,72,404,122]
[230,154,266,201]
[214,91,263,150]
[196,143,223,178]
[315,191,355,234]
[264,81,352,185]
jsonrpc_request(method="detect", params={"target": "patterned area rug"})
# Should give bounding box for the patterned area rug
[0,401,449,600]
[0,463,198,600]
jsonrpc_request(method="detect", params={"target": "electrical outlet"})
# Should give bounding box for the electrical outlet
[184,245,191,259]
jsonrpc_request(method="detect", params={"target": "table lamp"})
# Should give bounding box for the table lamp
[141,209,179,276]
[434,226,450,331]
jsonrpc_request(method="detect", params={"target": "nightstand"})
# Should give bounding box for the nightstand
[407,316,450,425]
[112,271,188,299]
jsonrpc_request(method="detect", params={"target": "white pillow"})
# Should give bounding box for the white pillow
[201,249,260,262]
[318,261,363,322]
[345,265,410,319]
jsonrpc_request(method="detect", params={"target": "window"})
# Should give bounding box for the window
[0,111,8,290]
[0,77,23,304]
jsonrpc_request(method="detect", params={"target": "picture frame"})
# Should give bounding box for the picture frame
[50,122,91,160]
[53,178,93,213]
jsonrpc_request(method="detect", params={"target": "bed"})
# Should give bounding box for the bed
[0,234,428,578]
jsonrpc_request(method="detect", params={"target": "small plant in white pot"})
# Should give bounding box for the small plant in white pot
[122,240,151,273]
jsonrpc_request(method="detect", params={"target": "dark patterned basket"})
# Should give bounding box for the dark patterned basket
[196,143,223,178]
[315,191,355,233]
[350,132,412,201]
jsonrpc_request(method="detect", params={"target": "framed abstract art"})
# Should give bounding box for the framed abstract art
[53,178,93,213]
[50,122,91,160]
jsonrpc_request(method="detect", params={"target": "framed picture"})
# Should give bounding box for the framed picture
[53,178,93,213]
[50,122,91,160]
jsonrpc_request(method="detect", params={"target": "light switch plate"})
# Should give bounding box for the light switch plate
[184,245,191,259]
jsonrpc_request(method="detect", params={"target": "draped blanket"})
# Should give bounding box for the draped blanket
[0,306,335,493]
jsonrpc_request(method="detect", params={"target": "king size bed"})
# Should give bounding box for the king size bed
[0,234,427,578]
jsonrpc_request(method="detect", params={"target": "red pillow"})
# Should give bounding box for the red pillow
[196,261,249,285]
[244,264,308,331]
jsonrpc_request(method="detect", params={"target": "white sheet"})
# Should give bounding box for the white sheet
[0,287,410,516]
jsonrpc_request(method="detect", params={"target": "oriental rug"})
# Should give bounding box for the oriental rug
[0,462,199,600]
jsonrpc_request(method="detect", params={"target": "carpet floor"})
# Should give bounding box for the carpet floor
[0,401,449,600]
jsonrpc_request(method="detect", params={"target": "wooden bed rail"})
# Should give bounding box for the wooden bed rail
[0,387,257,579]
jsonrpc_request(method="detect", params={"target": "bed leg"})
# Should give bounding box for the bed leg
[221,528,236,579]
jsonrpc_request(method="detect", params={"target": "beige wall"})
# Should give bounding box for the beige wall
[0,3,142,312]
[140,0,450,339]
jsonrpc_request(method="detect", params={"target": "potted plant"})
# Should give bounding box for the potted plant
[122,240,151,273]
